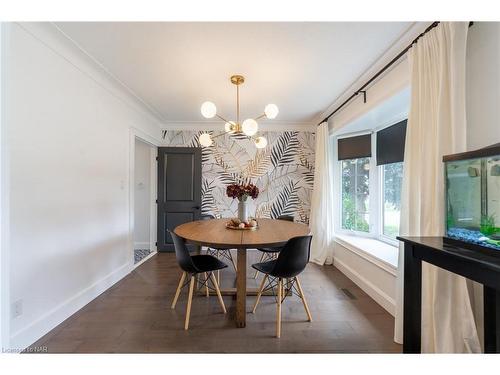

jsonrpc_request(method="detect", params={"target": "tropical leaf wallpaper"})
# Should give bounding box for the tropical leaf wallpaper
[162,130,315,224]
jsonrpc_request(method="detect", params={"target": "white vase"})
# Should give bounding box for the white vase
[238,200,249,222]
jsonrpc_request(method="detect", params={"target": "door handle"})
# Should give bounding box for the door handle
[193,206,200,210]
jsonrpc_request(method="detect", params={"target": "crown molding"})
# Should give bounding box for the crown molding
[161,121,316,132]
[313,21,431,125]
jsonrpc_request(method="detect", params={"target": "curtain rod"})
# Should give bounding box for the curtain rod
[317,21,474,126]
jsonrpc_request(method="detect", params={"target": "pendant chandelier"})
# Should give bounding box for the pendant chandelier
[198,74,279,149]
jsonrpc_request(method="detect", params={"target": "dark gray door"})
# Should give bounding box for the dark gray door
[157,147,202,252]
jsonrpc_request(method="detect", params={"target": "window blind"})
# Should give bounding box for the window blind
[376,120,407,165]
[337,134,372,161]
[337,134,372,160]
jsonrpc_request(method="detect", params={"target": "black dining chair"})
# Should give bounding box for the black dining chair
[169,230,228,330]
[201,214,237,282]
[253,215,294,279]
[251,235,313,338]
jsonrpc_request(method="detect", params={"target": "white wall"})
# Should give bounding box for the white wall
[465,21,500,351]
[4,22,161,349]
[466,22,500,150]
[332,241,396,315]
[134,139,152,248]
[1,22,10,350]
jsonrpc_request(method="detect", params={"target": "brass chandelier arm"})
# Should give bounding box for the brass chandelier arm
[215,114,230,123]
[213,130,254,140]
[210,132,228,140]
[198,75,273,149]
[210,131,253,141]
[217,113,265,124]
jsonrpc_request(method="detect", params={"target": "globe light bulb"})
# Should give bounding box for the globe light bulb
[224,121,236,133]
[242,119,258,136]
[199,133,213,147]
[200,101,217,118]
[264,104,279,119]
[254,136,268,149]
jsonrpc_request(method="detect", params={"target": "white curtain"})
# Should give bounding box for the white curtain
[394,22,481,352]
[310,122,334,265]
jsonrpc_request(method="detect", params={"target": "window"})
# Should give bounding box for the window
[335,120,406,243]
[381,162,403,238]
[341,158,370,232]
[377,120,406,242]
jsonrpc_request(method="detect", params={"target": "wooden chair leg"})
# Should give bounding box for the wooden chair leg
[213,251,225,284]
[204,272,209,297]
[295,276,312,322]
[184,276,195,330]
[228,250,237,272]
[276,278,282,338]
[285,278,292,296]
[171,271,186,309]
[252,274,268,313]
[210,272,227,313]
[253,252,266,279]
[196,273,200,290]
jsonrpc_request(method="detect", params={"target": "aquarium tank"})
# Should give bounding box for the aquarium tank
[444,144,500,253]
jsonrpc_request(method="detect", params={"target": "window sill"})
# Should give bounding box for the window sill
[334,233,398,275]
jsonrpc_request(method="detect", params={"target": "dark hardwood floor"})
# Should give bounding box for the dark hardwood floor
[32,252,401,353]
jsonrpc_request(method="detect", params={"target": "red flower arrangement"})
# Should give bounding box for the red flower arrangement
[226,183,259,202]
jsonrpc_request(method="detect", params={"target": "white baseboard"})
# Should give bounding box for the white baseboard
[9,262,132,350]
[134,242,150,249]
[334,257,395,316]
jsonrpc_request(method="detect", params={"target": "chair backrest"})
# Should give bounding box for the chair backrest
[277,215,294,222]
[169,230,199,273]
[200,214,215,220]
[271,235,312,278]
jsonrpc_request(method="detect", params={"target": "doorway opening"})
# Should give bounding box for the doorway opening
[133,137,157,266]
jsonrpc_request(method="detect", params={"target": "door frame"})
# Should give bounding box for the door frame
[129,127,160,269]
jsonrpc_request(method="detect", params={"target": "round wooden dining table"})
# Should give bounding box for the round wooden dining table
[174,218,310,328]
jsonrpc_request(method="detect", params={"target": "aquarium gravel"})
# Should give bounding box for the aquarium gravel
[447,228,500,251]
